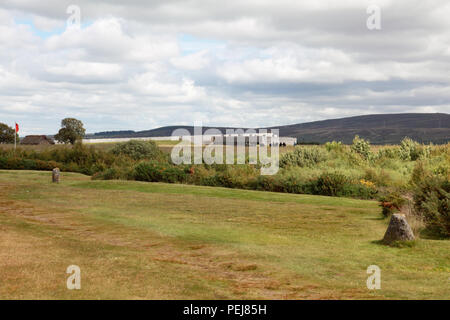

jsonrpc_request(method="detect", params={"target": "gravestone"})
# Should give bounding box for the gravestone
[383,213,415,243]
[52,168,60,183]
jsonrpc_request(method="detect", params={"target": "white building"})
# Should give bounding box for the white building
[83,133,297,146]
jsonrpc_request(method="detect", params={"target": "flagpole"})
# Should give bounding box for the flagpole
[14,122,17,151]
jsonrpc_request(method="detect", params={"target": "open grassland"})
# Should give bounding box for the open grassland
[0,170,449,299]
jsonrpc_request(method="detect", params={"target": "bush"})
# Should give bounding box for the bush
[0,156,62,172]
[342,183,378,199]
[412,164,450,237]
[324,141,344,152]
[309,172,377,198]
[350,135,372,160]
[188,165,215,185]
[133,161,188,183]
[92,167,133,180]
[111,140,165,161]
[363,168,392,187]
[379,192,406,217]
[399,137,428,161]
[312,172,350,196]
[280,146,328,168]
[0,143,126,176]
[376,147,400,160]
[253,175,286,193]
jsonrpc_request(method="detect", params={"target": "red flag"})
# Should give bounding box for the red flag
[15,123,19,133]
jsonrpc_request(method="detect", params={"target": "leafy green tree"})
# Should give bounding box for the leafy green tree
[0,123,18,144]
[54,118,86,144]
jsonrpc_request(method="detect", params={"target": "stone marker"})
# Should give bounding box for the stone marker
[383,213,415,243]
[52,168,60,183]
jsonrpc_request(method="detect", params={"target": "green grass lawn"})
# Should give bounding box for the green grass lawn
[0,170,448,299]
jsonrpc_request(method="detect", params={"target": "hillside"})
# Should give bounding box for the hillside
[87,113,450,144]
[275,113,450,144]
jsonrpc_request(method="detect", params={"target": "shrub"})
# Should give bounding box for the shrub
[111,140,165,161]
[312,172,350,196]
[253,175,285,193]
[378,192,406,217]
[280,146,328,168]
[399,137,426,161]
[92,167,133,180]
[412,164,450,237]
[363,168,392,187]
[188,165,215,185]
[376,147,400,160]
[0,156,63,172]
[342,183,378,199]
[324,141,344,152]
[133,161,188,183]
[215,165,259,189]
[350,135,372,160]
[308,172,377,198]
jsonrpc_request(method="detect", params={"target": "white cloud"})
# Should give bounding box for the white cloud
[46,61,122,79]
[0,1,449,135]
[170,50,210,70]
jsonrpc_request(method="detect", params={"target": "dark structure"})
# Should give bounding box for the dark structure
[21,135,55,145]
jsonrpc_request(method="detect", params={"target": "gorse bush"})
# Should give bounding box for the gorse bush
[350,135,372,160]
[324,141,344,152]
[376,147,400,159]
[399,137,430,161]
[280,146,328,168]
[363,168,392,187]
[411,162,450,237]
[312,172,350,196]
[111,140,165,161]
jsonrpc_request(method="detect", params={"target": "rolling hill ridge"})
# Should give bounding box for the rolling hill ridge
[87,113,450,144]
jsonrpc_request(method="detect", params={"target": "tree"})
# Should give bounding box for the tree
[0,123,18,144]
[54,118,86,144]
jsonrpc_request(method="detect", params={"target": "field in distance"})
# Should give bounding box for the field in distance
[0,170,448,299]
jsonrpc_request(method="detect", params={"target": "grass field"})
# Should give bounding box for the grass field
[0,170,449,299]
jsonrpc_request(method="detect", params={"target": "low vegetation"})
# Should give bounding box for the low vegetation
[411,162,450,237]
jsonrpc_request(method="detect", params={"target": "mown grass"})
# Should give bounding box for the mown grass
[0,170,449,299]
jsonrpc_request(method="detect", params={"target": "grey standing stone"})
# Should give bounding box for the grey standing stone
[383,213,415,243]
[52,168,60,183]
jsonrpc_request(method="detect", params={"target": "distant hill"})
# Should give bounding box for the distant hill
[273,113,450,144]
[86,113,450,144]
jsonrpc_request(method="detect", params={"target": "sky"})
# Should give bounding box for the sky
[0,0,449,135]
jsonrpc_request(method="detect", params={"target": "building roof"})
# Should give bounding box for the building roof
[21,135,55,145]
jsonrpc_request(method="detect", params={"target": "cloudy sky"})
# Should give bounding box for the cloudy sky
[1,0,449,135]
